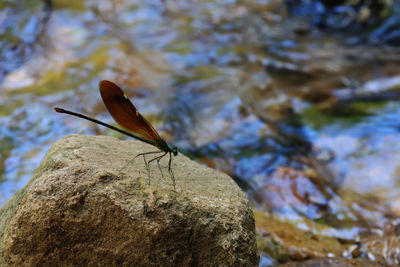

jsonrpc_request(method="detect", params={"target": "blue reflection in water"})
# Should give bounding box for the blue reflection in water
[0,102,86,205]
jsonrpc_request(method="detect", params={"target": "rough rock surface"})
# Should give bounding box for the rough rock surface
[0,134,259,266]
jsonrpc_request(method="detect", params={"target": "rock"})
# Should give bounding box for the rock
[255,211,345,262]
[0,134,259,266]
[277,257,389,267]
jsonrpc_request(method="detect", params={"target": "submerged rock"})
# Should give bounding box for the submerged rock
[0,134,258,266]
[277,257,389,267]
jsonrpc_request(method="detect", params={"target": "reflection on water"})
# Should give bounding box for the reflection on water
[1,0,400,265]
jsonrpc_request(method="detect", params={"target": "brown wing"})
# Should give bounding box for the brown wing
[99,80,162,142]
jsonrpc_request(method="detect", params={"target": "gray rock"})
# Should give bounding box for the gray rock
[0,134,259,266]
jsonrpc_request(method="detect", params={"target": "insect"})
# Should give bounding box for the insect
[55,80,178,190]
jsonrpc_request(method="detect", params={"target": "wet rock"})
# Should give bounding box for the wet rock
[256,210,393,266]
[255,211,345,262]
[359,224,400,266]
[0,134,259,266]
[286,0,394,35]
[277,257,389,267]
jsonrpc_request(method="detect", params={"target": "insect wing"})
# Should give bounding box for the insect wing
[99,80,162,142]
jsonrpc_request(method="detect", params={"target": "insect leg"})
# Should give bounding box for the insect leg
[148,152,167,178]
[118,150,162,172]
[139,151,164,185]
[157,157,164,178]
[168,152,176,191]
[143,154,150,184]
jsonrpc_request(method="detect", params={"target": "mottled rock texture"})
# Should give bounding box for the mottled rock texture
[0,134,259,266]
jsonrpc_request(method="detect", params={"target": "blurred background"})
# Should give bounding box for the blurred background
[1,0,400,265]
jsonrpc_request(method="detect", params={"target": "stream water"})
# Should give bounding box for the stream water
[1,0,400,265]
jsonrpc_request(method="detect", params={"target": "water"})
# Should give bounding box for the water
[1,0,400,264]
